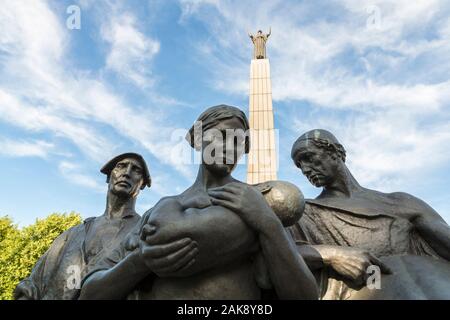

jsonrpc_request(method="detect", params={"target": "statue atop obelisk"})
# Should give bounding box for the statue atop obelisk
[247,29,277,184]
[248,28,271,59]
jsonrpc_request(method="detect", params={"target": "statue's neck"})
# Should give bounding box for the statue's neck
[104,191,136,219]
[193,165,236,191]
[320,164,362,199]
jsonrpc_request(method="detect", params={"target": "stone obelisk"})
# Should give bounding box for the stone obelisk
[247,29,277,184]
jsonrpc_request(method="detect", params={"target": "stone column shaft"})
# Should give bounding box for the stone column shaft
[247,59,277,184]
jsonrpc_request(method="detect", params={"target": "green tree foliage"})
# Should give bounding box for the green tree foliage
[0,213,82,300]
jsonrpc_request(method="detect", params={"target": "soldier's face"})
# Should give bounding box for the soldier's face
[109,158,144,198]
[293,142,338,188]
[201,118,247,177]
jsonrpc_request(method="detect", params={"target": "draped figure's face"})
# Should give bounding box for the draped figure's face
[293,142,339,188]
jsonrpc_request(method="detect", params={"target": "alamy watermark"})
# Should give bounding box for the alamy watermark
[167,121,280,171]
[366,265,381,290]
[66,265,81,290]
[66,5,81,30]
[366,5,382,31]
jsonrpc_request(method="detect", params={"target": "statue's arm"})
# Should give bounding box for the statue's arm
[80,214,200,300]
[14,247,51,300]
[257,220,318,299]
[14,267,42,300]
[144,204,257,277]
[296,244,326,270]
[79,250,150,300]
[137,194,259,278]
[14,225,80,300]
[207,184,318,299]
[288,217,341,271]
[296,242,393,287]
[290,209,392,282]
[401,193,450,260]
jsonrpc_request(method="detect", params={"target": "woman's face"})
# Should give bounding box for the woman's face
[201,117,247,177]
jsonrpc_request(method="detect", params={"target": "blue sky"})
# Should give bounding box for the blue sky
[0,0,449,226]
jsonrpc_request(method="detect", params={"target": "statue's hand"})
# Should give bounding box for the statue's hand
[138,226,198,277]
[13,280,39,300]
[319,246,392,286]
[208,182,281,234]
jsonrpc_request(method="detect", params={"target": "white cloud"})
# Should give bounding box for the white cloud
[288,109,450,191]
[0,0,66,68]
[102,12,160,88]
[58,161,105,193]
[0,89,115,162]
[180,0,450,108]
[0,138,54,158]
[0,0,193,186]
[1,0,448,206]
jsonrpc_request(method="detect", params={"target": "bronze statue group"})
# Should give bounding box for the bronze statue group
[14,105,450,300]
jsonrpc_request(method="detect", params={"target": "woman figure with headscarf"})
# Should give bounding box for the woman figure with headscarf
[79,105,318,300]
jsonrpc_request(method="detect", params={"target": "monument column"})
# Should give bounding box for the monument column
[247,29,277,184]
